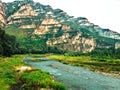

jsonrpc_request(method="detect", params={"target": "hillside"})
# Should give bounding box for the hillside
[4,0,120,53]
[0,0,16,56]
[0,0,6,29]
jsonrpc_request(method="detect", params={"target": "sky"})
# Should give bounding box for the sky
[2,0,120,33]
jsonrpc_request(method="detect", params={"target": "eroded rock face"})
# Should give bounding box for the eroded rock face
[7,4,38,29]
[34,18,71,34]
[115,42,120,49]
[20,24,36,29]
[0,0,6,29]
[34,17,96,53]
[98,29,120,40]
[47,32,96,53]
[8,4,38,21]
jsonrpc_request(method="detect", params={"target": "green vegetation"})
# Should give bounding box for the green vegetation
[2,0,120,81]
[21,70,65,90]
[0,28,16,56]
[0,55,24,89]
[46,54,120,77]
[64,48,120,59]
[6,25,65,54]
[90,48,120,59]
[0,55,66,90]
[5,25,26,40]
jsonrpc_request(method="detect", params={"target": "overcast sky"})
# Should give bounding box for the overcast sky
[2,0,120,33]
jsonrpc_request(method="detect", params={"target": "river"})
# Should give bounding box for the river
[24,57,120,90]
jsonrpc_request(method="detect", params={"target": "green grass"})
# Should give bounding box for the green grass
[45,55,120,77]
[6,26,26,39]
[0,55,66,90]
[21,70,66,90]
[0,55,24,90]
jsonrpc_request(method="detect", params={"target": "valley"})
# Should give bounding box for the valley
[0,0,120,90]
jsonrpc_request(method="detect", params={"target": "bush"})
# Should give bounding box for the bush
[21,70,66,89]
[50,82,66,90]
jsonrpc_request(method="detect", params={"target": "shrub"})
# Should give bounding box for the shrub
[21,70,66,89]
[50,82,66,90]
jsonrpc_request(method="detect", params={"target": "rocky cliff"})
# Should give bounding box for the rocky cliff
[3,0,120,53]
[7,4,38,29]
[46,32,96,53]
[115,42,120,49]
[0,0,6,29]
[34,18,71,35]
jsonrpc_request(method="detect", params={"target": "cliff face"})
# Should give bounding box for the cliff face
[47,32,96,53]
[33,18,95,52]
[7,4,38,29]
[0,0,6,29]
[4,0,120,53]
[8,4,38,20]
[115,42,120,49]
[34,18,71,35]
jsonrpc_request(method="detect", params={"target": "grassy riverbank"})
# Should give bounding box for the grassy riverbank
[45,55,120,78]
[0,55,66,90]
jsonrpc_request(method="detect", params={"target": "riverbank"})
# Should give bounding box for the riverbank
[0,55,66,90]
[45,55,120,78]
[26,56,120,90]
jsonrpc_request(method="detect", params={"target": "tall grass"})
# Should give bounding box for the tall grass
[46,55,120,78]
[47,55,91,62]
[0,55,66,90]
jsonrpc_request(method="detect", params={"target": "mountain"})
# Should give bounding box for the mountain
[0,0,6,29]
[0,0,16,56]
[3,0,120,53]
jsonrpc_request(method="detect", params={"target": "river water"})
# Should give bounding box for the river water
[24,57,120,90]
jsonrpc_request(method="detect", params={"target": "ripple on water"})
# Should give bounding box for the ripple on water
[24,57,120,90]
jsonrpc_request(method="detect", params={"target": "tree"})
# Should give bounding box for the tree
[0,28,16,56]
